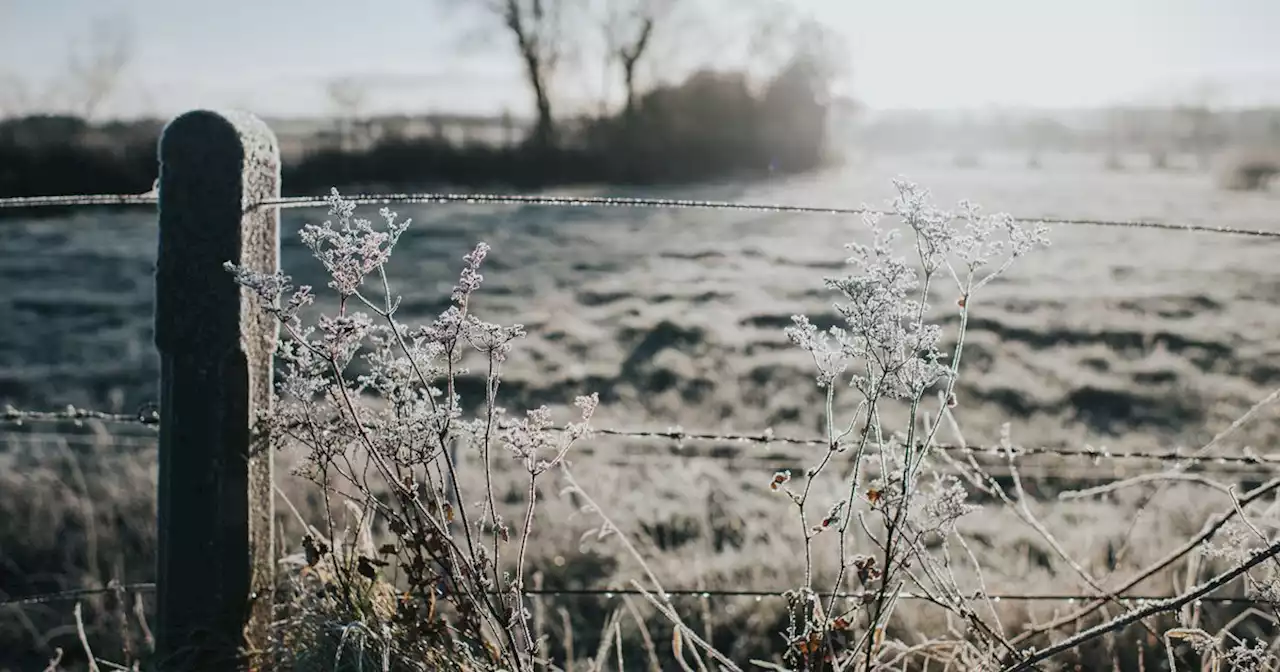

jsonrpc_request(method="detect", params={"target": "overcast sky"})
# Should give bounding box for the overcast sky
[2,0,1278,119]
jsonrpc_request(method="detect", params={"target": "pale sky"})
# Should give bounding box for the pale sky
[1,0,1278,120]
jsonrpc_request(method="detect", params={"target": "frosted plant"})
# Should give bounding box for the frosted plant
[777,181,1280,671]
[778,179,1050,670]
[227,189,598,672]
[1201,492,1280,610]
[218,182,1280,672]
[1225,639,1277,672]
[509,179,1055,670]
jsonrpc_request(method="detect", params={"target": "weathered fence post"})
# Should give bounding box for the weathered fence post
[154,110,279,670]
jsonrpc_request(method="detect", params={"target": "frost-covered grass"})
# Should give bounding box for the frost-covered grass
[5,160,1280,670]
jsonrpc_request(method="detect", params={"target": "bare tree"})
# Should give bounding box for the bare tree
[601,0,675,116]
[633,0,841,96]
[65,16,134,120]
[473,0,579,148]
[741,5,851,90]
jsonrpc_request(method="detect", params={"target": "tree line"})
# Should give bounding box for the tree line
[0,2,851,199]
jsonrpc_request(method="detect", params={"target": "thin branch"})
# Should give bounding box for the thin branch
[1005,537,1280,670]
[1010,478,1280,644]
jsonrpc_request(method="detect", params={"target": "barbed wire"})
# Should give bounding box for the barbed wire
[531,590,1273,605]
[587,427,1280,466]
[3,433,1265,484]
[259,193,1280,239]
[2,582,1270,611]
[3,405,1279,469]
[1,583,156,609]
[0,194,157,209]
[0,432,157,449]
[588,457,1274,484]
[2,191,1279,240]
[2,404,158,427]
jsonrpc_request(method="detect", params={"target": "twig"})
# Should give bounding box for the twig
[1004,536,1280,671]
[1109,384,1280,570]
[1010,478,1280,644]
[1058,472,1233,500]
[74,602,101,672]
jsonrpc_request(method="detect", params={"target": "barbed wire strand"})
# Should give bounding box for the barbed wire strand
[1,583,156,608]
[2,192,1278,240]
[2,404,158,426]
[4,434,1269,486]
[0,194,157,209]
[1,583,1270,610]
[0,433,157,448]
[586,427,1280,466]
[4,405,1279,467]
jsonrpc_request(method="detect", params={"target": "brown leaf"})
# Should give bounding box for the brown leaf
[302,534,329,567]
[357,555,387,580]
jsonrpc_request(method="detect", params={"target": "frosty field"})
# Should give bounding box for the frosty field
[3,151,1280,669]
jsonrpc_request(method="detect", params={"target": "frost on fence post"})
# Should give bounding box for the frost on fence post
[154,110,279,671]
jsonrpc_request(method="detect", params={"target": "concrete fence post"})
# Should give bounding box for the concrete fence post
[154,110,279,670]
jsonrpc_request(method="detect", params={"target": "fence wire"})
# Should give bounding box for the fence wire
[4,405,1278,468]
[2,404,158,426]
[0,193,157,209]
[1,583,156,608]
[2,191,1279,239]
[2,582,1271,611]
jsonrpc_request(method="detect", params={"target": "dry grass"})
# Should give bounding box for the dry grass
[3,430,1278,670]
